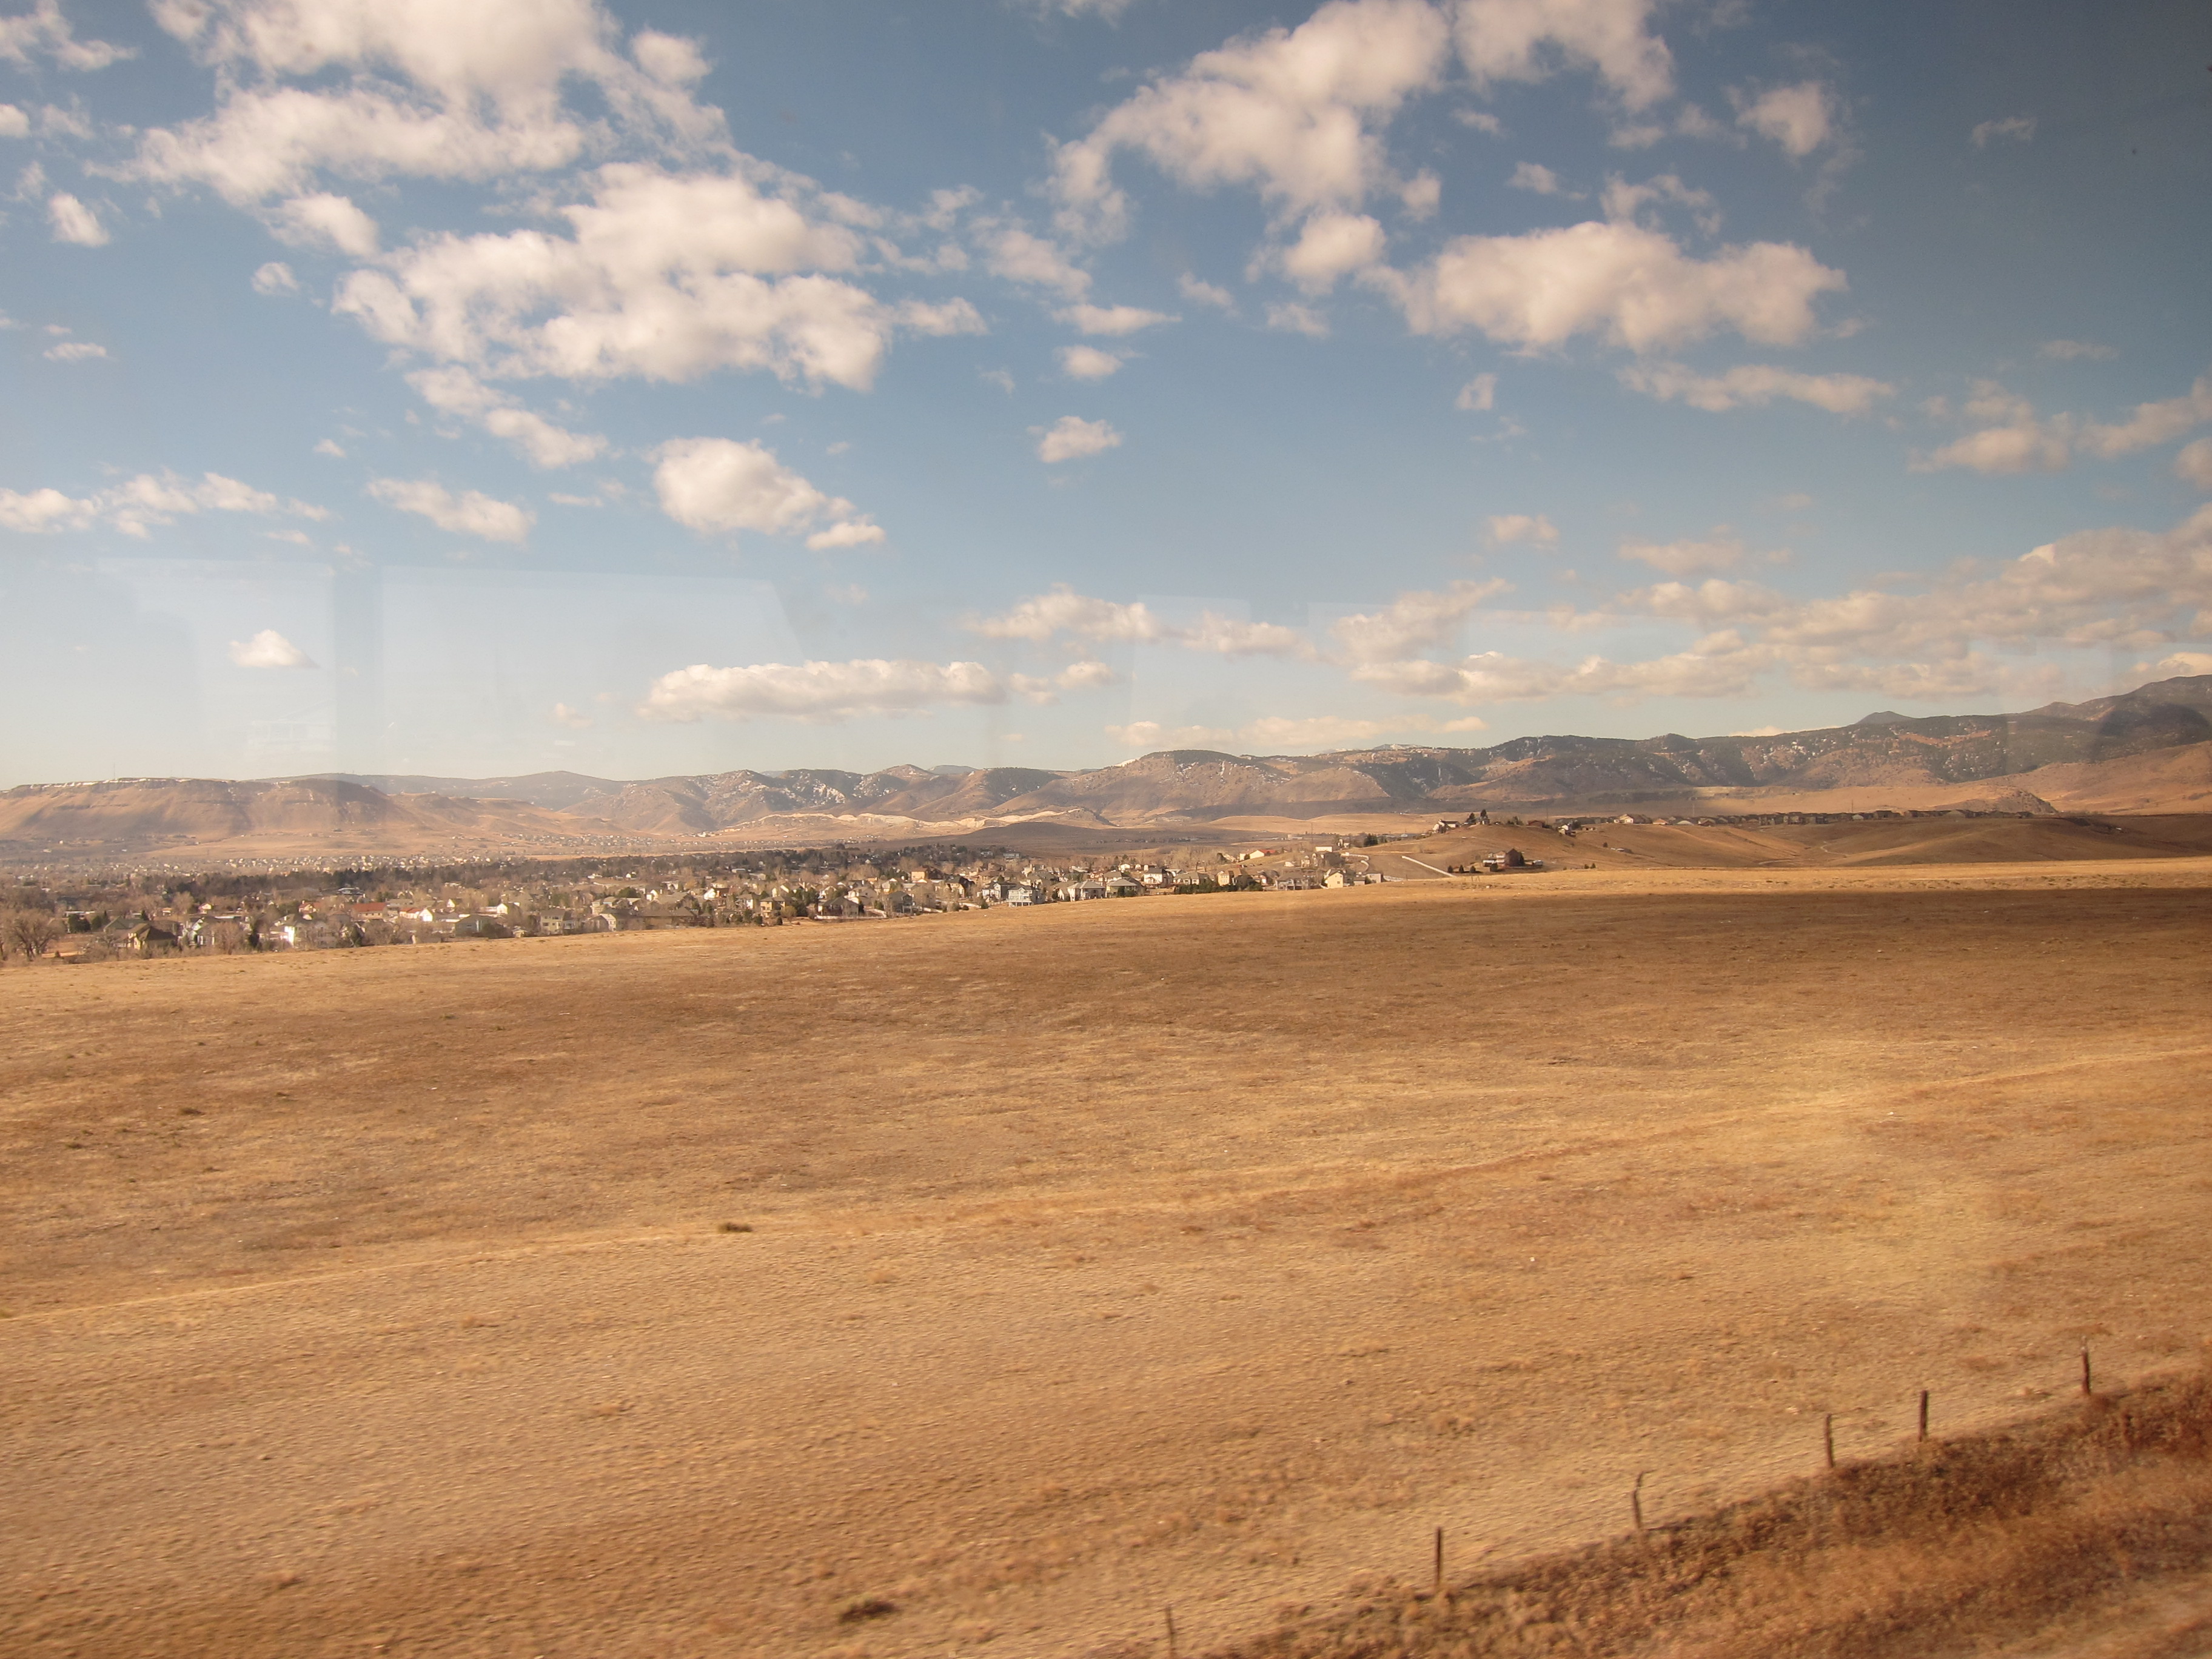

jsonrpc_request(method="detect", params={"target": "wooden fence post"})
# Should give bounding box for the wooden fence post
[1164,1605,1178,1659]
[1823,1413,1836,1471]
[2081,1345,2093,1396]
[1433,1526,1444,1595]
[1919,1389,1930,1443]
[1631,1471,1647,1533]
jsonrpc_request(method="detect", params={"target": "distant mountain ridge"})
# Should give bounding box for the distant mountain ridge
[387,674,2212,831]
[10,675,2207,860]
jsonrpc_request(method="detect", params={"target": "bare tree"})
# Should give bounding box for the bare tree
[6,912,60,962]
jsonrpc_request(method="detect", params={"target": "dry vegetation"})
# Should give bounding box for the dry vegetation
[4,856,2212,1657]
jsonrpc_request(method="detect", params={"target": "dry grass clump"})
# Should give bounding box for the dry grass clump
[1214,1366,2212,1659]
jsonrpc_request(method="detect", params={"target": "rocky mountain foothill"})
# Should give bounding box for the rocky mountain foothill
[3,676,2209,862]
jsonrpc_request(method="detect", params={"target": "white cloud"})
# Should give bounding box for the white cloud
[0,469,327,537]
[803,518,887,550]
[1507,161,1569,195]
[2176,438,2212,493]
[42,340,107,362]
[226,628,316,669]
[1353,636,1769,703]
[639,658,1005,722]
[1618,533,1746,576]
[1733,81,1836,158]
[972,587,1169,642]
[650,435,881,548]
[1178,273,1236,310]
[971,588,1311,659]
[1598,172,1719,233]
[1241,714,1391,749]
[1264,300,1330,337]
[1332,579,1507,661]
[1913,387,2074,475]
[1620,361,1894,415]
[0,1,130,71]
[2078,372,2212,458]
[1060,303,1175,335]
[333,163,940,392]
[982,223,1091,297]
[1056,659,1119,689]
[551,701,592,728]
[1971,115,2036,148]
[47,192,107,246]
[252,259,299,294]
[1486,512,1556,546]
[1453,0,1675,111]
[131,0,726,205]
[1036,415,1122,463]
[313,438,347,458]
[1456,372,1498,411]
[2039,339,2113,361]
[407,366,605,468]
[367,476,533,543]
[0,104,29,138]
[1059,344,1124,379]
[980,367,1014,394]
[1275,210,1387,292]
[1050,0,1451,240]
[1376,220,1845,354]
[273,190,379,255]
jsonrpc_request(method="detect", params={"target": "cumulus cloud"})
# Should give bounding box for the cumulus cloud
[1971,116,2035,148]
[1036,415,1122,463]
[1618,533,1748,576]
[1264,301,1330,337]
[1178,273,1236,310]
[333,163,976,392]
[226,628,316,669]
[0,104,29,138]
[971,588,1313,658]
[2176,438,2212,492]
[252,259,300,294]
[42,340,107,362]
[2078,372,2212,458]
[1058,344,1124,379]
[2039,339,2113,361]
[0,469,327,538]
[130,0,725,204]
[272,190,380,255]
[407,366,605,468]
[1620,361,1894,415]
[1912,386,2073,475]
[550,701,592,728]
[651,436,882,548]
[367,476,533,543]
[1060,302,1176,335]
[1732,81,1837,157]
[1274,210,1388,292]
[982,223,1093,297]
[1486,513,1556,546]
[639,657,1004,722]
[1375,220,1845,354]
[47,192,107,246]
[0,1,130,71]
[1456,372,1498,411]
[1507,161,1570,195]
[1453,0,1674,111]
[1331,579,1508,661]
[1050,0,1452,240]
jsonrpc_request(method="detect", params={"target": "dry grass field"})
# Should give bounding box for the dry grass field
[6,857,2212,1657]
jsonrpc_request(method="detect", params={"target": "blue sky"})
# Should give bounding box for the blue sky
[2,0,2208,786]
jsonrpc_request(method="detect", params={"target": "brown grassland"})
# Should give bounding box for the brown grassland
[5,856,2212,1657]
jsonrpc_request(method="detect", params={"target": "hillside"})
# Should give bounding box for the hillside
[0,777,622,861]
[11,676,2212,861]
[543,674,2212,831]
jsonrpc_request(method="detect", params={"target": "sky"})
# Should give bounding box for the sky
[1,0,2208,787]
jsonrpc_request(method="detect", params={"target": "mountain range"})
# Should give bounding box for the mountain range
[307,675,2212,831]
[4,675,2209,862]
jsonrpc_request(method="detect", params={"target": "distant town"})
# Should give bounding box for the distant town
[0,804,2055,962]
